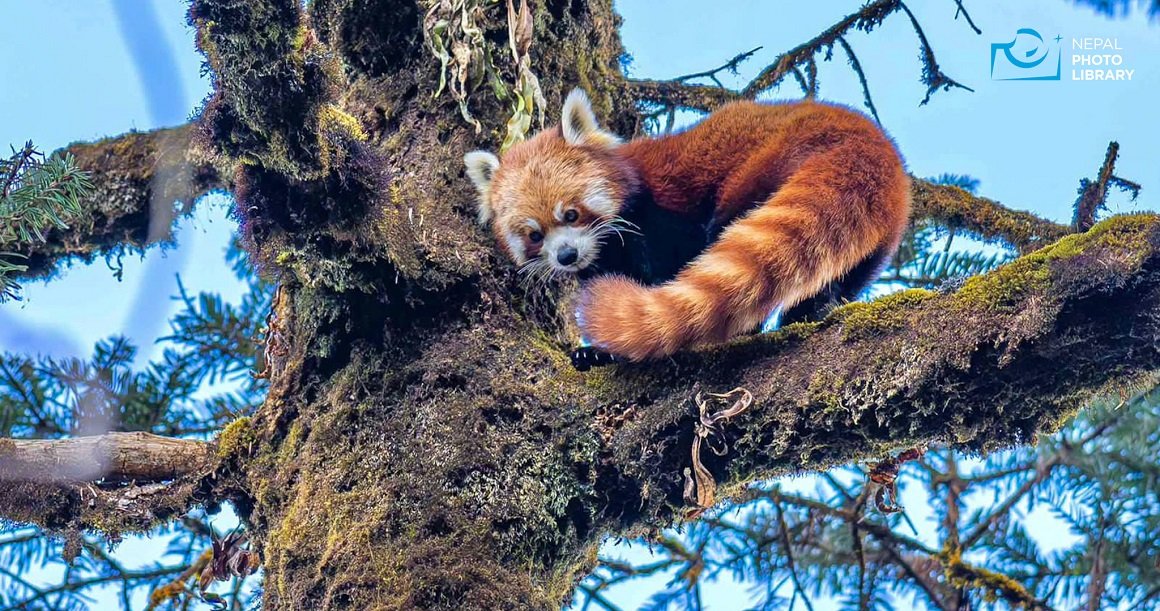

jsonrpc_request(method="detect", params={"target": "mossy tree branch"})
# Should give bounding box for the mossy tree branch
[627,0,976,122]
[0,433,216,535]
[14,125,223,280]
[910,179,1072,254]
[594,215,1160,527]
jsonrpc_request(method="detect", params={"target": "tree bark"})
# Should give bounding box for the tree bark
[0,433,214,536]
[0,432,211,483]
[4,1,1159,609]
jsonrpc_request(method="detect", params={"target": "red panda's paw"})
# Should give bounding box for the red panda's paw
[570,346,619,371]
[576,275,664,361]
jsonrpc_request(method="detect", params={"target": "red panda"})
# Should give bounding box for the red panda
[464,89,911,366]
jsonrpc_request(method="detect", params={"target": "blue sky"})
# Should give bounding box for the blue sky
[1,1,1156,609]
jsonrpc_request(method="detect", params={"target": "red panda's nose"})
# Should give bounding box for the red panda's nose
[557,247,579,266]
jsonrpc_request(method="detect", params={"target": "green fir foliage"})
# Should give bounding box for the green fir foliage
[0,143,92,301]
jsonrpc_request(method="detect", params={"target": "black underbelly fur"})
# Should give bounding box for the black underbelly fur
[577,194,713,286]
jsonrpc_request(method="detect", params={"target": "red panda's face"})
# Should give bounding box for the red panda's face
[464,89,633,277]
[486,139,623,274]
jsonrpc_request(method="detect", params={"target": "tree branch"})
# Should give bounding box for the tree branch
[742,0,903,99]
[0,433,215,534]
[1073,141,1141,232]
[18,125,223,279]
[910,179,1072,254]
[626,0,974,115]
[0,432,211,483]
[598,215,1160,527]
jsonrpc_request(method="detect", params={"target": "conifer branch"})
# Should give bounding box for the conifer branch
[10,125,223,283]
[0,143,92,300]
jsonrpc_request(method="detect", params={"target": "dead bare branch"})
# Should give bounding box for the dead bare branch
[0,432,212,483]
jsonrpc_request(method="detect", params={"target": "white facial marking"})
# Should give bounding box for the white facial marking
[542,225,599,273]
[463,151,501,225]
[504,231,527,265]
[553,201,565,222]
[523,218,541,232]
[584,180,617,217]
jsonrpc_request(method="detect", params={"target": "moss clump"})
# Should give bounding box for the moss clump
[937,545,1039,608]
[216,416,256,458]
[317,104,369,172]
[806,371,847,413]
[953,213,1157,311]
[315,103,364,139]
[953,262,1051,311]
[830,289,936,340]
[777,320,823,338]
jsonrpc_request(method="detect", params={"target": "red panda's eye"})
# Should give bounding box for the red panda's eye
[529,231,544,243]
[563,209,579,223]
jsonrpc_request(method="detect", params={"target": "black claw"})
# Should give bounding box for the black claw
[571,346,618,371]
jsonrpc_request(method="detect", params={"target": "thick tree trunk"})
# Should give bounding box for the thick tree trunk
[193,1,643,607]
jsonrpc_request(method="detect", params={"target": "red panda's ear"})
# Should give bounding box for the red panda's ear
[464,150,501,225]
[561,89,621,148]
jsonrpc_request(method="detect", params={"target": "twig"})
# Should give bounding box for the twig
[145,548,212,610]
[960,455,1062,549]
[742,0,904,99]
[627,0,978,113]
[671,46,763,88]
[774,503,816,611]
[1073,142,1142,232]
[876,542,951,611]
[0,143,37,200]
[949,0,982,35]
[897,1,975,104]
[835,36,881,124]
[739,486,938,555]
[960,416,1119,550]
[3,564,188,611]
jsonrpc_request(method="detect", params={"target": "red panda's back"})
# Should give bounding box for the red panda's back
[621,101,901,224]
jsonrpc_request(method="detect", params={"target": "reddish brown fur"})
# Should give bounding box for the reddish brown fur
[481,99,911,361]
[486,132,638,263]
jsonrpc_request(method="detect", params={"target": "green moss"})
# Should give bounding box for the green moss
[953,263,1051,311]
[937,545,1039,608]
[782,320,822,335]
[806,371,847,413]
[216,416,256,458]
[953,213,1157,311]
[278,421,307,463]
[830,289,936,340]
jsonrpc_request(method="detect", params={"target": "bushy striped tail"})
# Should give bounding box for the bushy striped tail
[577,144,910,361]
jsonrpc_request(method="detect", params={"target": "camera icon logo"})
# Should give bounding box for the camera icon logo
[991,28,1061,81]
